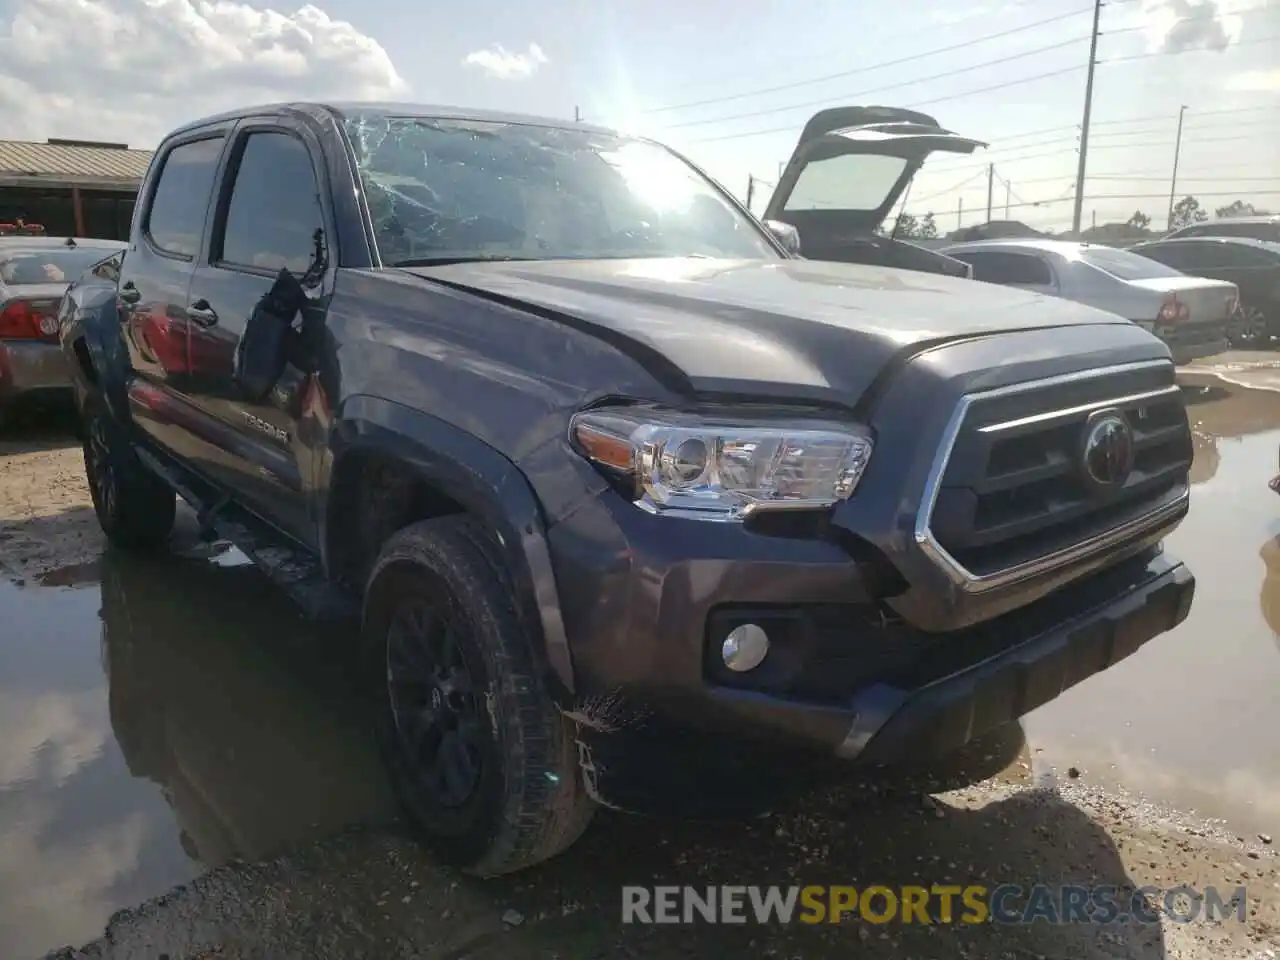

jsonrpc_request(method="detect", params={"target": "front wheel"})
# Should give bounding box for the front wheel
[362,515,595,876]
[81,393,176,550]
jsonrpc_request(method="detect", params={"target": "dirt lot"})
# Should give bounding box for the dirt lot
[1,398,1278,959]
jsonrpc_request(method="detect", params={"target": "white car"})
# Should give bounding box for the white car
[940,238,1239,365]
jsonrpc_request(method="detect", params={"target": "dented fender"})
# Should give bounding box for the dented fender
[57,272,133,420]
[325,395,577,702]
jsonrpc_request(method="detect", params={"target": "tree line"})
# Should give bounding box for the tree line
[887,198,1271,240]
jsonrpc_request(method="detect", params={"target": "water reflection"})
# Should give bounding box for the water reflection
[0,542,397,957]
[98,548,395,868]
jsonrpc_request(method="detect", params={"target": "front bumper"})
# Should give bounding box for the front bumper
[550,482,1193,757]
[0,339,73,406]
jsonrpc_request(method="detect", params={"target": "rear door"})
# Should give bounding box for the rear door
[118,129,230,456]
[763,107,986,256]
[181,117,335,546]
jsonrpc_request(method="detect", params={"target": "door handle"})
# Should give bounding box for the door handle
[187,299,219,328]
[119,282,140,305]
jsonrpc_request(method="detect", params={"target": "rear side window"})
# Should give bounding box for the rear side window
[146,137,224,258]
[1131,244,1189,269]
[1080,246,1185,281]
[216,132,325,275]
[1205,222,1280,242]
[952,250,1052,285]
[0,246,122,284]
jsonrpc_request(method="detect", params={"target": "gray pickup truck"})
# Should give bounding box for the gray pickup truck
[57,100,1195,876]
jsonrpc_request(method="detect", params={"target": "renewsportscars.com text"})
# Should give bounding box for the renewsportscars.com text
[621,884,1248,925]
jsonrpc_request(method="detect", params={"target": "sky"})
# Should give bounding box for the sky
[0,0,1274,233]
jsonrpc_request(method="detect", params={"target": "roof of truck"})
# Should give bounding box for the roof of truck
[167,101,620,140]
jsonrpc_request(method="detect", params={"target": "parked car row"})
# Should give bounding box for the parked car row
[938,238,1245,365]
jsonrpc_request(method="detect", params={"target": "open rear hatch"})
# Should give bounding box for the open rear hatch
[764,106,986,276]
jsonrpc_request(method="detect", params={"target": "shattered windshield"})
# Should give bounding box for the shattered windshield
[342,113,777,265]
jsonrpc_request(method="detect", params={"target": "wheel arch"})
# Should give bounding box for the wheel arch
[323,395,575,702]
[61,279,133,421]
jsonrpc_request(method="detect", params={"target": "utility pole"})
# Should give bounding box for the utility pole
[1071,0,1103,236]
[1004,181,1011,219]
[1166,105,1188,231]
[574,106,582,122]
[957,197,963,230]
[986,163,995,222]
[746,175,756,211]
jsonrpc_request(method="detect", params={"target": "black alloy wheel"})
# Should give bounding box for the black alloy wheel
[385,600,486,809]
[85,412,119,520]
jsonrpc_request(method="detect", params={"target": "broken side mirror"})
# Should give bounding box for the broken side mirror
[764,219,802,257]
[234,268,309,403]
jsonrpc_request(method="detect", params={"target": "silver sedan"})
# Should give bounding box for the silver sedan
[940,238,1241,365]
[0,236,126,428]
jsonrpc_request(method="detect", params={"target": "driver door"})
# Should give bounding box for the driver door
[182,118,335,546]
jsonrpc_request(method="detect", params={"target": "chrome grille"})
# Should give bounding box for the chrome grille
[918,361,1192,589]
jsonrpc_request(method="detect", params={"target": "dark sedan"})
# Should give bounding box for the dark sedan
[1128,237,1280,344]
[0,236,126,427]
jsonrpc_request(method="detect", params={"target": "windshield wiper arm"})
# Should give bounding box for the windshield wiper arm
[390,255,536,267]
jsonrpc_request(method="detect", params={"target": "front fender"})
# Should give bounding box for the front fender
[325,395,575,701]
[58,276,131,421]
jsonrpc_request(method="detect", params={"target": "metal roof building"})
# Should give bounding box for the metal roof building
[0,137,154,191]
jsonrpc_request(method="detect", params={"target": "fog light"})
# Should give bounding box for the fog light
[721,623,770,672]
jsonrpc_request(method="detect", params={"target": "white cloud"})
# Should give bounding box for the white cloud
[0,0,409,148]
[462,42,548,80]
[1138,0,1252,53]
[1224,68,1280,91]
[0,690,108,789]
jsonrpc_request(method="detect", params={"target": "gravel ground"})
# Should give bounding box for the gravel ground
[1,405,1277,960]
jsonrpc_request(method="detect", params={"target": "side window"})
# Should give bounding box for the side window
[968,252,1053,286]
[1008,254,1053,286]
[1136,245,1183,268]
[1189,243,1235,269]
[1221,244,1276,268]
[146,137,225,258]
[951,252,994,280]
[217,132,324,275]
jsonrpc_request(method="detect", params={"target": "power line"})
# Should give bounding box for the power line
[641,6,1095,114]
[985,189,1280,213]
[923,125,1274,176]
[693,65,1087,143]
[910,169,991,203]
[663,36,1091,131]
[995,172,1280,186]
[685,32,1277,146]
[971,105,1278,149]
[1099,33,1277,65]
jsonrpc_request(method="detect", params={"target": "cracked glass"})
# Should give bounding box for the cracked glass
[341,113,778,266]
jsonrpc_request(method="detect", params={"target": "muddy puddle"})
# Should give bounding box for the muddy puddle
[1024,380,1280,839]
[0,536,397,957]
[1,376,1280,957]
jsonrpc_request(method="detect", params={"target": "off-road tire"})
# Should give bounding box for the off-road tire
[81,392,176,550]
[362,515,595,876]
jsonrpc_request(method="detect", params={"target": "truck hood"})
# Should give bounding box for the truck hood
[406,256,1133,400]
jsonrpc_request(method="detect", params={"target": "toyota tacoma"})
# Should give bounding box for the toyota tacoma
[58,101,1196,876]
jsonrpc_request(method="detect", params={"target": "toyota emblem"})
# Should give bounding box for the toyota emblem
[1081,410,1135,490]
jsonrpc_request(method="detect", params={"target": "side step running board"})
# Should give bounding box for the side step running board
[135,447,359,622]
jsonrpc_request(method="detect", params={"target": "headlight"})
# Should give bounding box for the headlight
[570,405,874,521]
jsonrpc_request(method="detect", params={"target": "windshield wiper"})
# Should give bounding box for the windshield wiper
[390,255,536,267]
